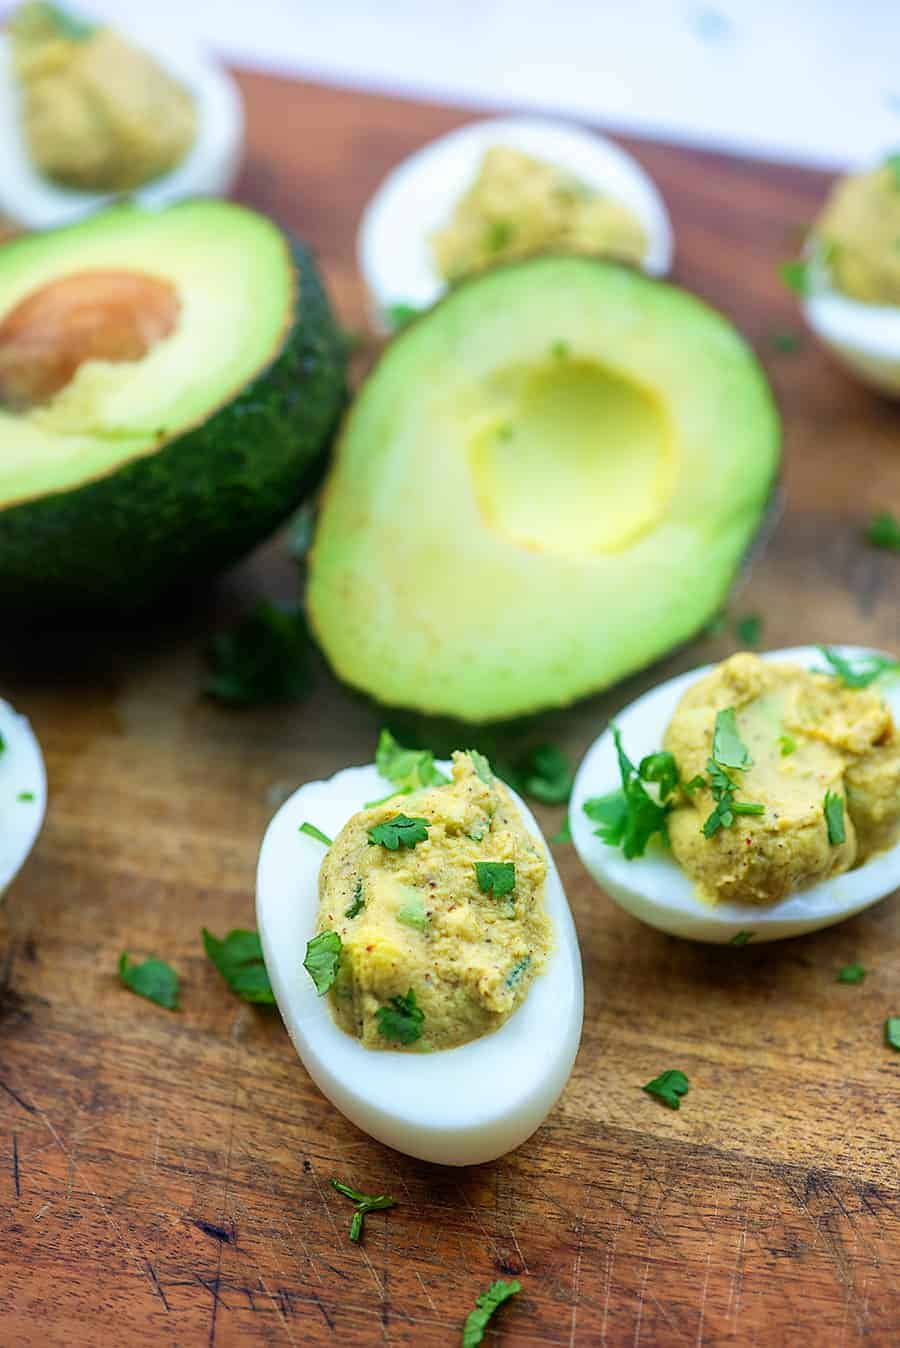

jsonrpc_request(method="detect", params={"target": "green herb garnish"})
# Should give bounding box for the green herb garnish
[735,613,763,647]
[36,3,96,42]
[837,962,866,984]
[702,717,764,837]
[683,774,706,793]
[769,330,802,353]
[884,152,900,190]
[817,646,900,688]
[303,931,341,995]
[467,749,493,785]
[331,1179,396,1244]
[367,814,429,851]
[16,791,34,802]
[205,602,312,706]
[712,708,753,769]
[462,1279,521,1348]
[384,302,420,331]
[780,259,811,295]
[118,953,179,1010]
[375,729,449,792]
[865,511,900,551]
[637,751,680,800]
[515,743,574,804]
[375,988,424,1045]
[345,879,365,920]
[778,734,797,756]
[202,928,275,1004]
[885,1017,900,1051]
[474,861,515,898]
[551,818,572,844]
[505,955,531,988]
[299,821,332,846]
[582,726,676,859]
[642,1069,689,1110]
[824,791,846,845]
[730,930,754,946]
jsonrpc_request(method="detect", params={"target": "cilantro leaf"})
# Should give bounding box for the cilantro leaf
[780,259,811,295]
[769,330,802,353]
[779,734,797,756]
[375,729,448,791]
[885,1017,900,1051]
[462,1279,521,1348]
[637,750,680,801]
[684,773,706,793]
[331,1178,396,1244]
[299,821,332,846]
[40,3,96,41]
[702,755,764,837]
[837,962,866,984]
[367,814,430,851]
[582,725,674,859]
[866,510,900,551]
[712,708,753,770]
[17,791,34,802]
[583,789,630,843]
[375,988,424,1044]
[824,791,846,845]
[205,602,313,706]
[345,878,364,919]
[118,953,179,1010]
[642,1068,689,1110]
[730,930,754,946]
[303,931,342,995]
[474,861,515,898]
[384,302,420,331]
[817,646,900,688]
[515,743,574,804]
[202,928,275,1004]
[736,613,763,647]
[467,749,493,785]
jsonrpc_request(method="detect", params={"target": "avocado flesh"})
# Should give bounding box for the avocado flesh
[0,200,346,611]
[309,257,779,722]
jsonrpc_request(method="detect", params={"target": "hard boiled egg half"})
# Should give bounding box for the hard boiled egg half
[0,696,46,900]
[571,646,900,944]
[804,274,900,397]
[257,760,583,1166]
[0,17,243,230]
[358,115,674,333]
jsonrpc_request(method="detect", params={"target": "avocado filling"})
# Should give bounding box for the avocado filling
[0,269,180,411]
[469,353,674,556]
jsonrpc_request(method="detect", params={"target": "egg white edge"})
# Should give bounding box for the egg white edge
[0,698,46,899]
[803,290,900,396]
[0,25,244,230]
[358,114,674,333]
[257,760,584,1166]
[570,645,900,944]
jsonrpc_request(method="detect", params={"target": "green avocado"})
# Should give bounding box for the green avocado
[309,256,780,722]
[0,200,346,611]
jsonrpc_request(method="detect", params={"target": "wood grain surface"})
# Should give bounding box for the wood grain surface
[1,69,899,1347]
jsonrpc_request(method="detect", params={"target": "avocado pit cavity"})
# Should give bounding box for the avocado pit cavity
[0,269,180,411]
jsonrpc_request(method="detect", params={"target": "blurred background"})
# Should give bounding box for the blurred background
[21,0,900,167]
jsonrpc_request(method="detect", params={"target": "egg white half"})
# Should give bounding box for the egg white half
[571,646,900,944]
[804,290,900,397]
[358,115,674,333]
[0,24,243,230]
[0,697,46,900]
[257,761,583,1166]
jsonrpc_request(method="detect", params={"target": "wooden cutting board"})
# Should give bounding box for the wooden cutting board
[1,69,898,1347]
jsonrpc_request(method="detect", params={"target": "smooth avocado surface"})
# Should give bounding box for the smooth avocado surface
[309,256,780,722]
[0,200,346,611]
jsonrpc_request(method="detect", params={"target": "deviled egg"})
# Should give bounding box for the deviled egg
[0,696,46,899]
[571,646,900,943]
[359,115,673,332]
[800,155,900,396]
[257,745,583,1165]
[0,3,243,230]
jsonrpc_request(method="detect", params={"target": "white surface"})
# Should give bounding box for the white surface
[570,646,900,944]
[0,21,243,228]
[257,761,583,1166]
[359,116,673,330]
[0,698,46,899]
[32,0,900,169]
[805,287,900,397]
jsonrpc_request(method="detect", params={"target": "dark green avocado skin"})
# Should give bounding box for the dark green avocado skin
[0,241,346,614]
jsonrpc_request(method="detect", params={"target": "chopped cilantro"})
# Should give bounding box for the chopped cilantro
[515,743,574,804]
[364,787,413,809]
[582,725,674,859]
[837,962,866,984]
[384,302,420,331]
[375,988,424,1045]
[702,756,764,838]
[637,750,680,800]
[730,930,754,946]
[866,510,900,551]
[467,749,493,785]
[16,791,34,802]
[331,1178,396,1243]
[642,1069,689,1110]
[303,931,342,995]
[299,821,332,846]
[712,708,753,769]
[205,602,312,706]
[780,259,811,295]
[367,814,429,851]
[551,818,572,844]
[817,646,900,688]
[42,3,95,41]
[118,953,179,1010]
[824,791,846,845]
[462,1279,521,1348]
[505,955,531,988]
[486,219,514,252]
[375,729,448,791]
[397,895,429,931]
[202,928,275,1004]
[779,734,797,757]
[735,613,763,647]
[885,1017,900,1051]
[769,330,802,353]
[885,152,900,189]
[345,878,365,919]
[474,861,515,898]
[684,773,706,793]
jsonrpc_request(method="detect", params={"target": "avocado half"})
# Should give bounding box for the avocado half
[309,256,780,722]
[0,200,346,612]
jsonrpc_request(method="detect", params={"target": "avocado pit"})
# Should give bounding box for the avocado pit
[0,269,180,411]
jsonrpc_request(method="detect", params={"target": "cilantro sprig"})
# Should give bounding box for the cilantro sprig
[331,1178,396,1243]
[345,878,364,919]
[203,928,275,1004]
[367,814,430,851]
[701,709,764,837]
[474,861,515,898]
[866,511,900,552]
[817,646,900,688]
[118,953,179,1010]
[885,1017,900,1051]
[376,988,424,1044]
[462,1279,521,1348]
[514,743,574,804]
[303,931,342,995]
[642,1069,690,1110]
[582,727,678,859]
[375,729,449,792]
[837,962,865,984]
[824,791,846,845]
